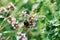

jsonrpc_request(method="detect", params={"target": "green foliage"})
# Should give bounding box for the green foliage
[0,0,60,40]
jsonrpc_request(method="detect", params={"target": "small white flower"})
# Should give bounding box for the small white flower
[20,11,27,17]
[7,2,16,10]
[16,32,27,40]
[16,36,21,40]
[11,21,18,26]
[21,36,27,40]
[0,7,7,12]
[11,17,16,21]
[8,2,14,8]
[7,16,18,28]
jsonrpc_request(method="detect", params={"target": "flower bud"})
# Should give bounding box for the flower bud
[20,11,27,17]
[0,37,5,40]
[0,7,7,12]
[6,2,16,10]
[16,32,27,40]
[7,16,18,29]
[28,14,34,21]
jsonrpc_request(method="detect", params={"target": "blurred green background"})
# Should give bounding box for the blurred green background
[0,0,60,40]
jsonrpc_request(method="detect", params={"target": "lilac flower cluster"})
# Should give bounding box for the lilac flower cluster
[0,2,16,12]
[16,32,27,40]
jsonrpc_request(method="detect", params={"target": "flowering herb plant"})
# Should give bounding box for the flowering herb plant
[0,0,60,40]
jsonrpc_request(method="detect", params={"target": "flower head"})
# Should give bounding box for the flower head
[20,11,27,17]
[6,2,16,10]
[16,32,27,40]
[0,7,7,12]
[7,16,18,29]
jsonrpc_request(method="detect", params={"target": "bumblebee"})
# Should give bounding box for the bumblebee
[24,20,30,28]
